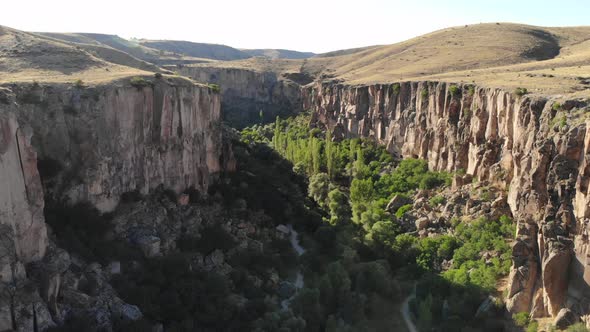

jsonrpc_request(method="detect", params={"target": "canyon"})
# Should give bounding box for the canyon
[180,62,590,325]
[2,21,590,330]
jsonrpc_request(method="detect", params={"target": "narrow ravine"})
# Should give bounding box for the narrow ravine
[281,224,305,310]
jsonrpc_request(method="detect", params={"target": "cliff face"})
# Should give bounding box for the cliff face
[178,66,303,128]
[303,81,590,320]
[0,79,233,330]
[4,80,233,212]
[0,112,47,268]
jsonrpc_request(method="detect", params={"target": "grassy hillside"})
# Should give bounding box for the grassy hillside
[242,49,315,59]
[138,39,250,61]
[191,23,590,97]
[0,26,153,83]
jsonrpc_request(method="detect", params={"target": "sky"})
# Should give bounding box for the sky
[1,0,589,53]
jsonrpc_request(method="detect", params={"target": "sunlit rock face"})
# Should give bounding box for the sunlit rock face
[304,81,590,320]
[4,79,233,212]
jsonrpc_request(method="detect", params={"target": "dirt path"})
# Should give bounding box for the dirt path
[401,285,418,332]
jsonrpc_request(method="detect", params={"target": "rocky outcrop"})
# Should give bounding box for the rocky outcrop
[303,81,590,320]
[178,66,303,128]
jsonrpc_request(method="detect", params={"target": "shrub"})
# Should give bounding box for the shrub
[395,204,412,218]
[429,195,445,206]
[448,85,461,98]
[208,83,221,93]
[391,83,401,94]
[515,87,528,97]
[421,88,429,99]
[526,320,539,332]
[560,115,567,129]
[74,79,85,88]
[130,76,150,88]
[467,85,475,96]
[552,102,562,111]
[419,172,450,190]
[567,323,590,332]
[512,312,530,327]
[154,72,163,79]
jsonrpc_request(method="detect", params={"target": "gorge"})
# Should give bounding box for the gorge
[2,21,590,331]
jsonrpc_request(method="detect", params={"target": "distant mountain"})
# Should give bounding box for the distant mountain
[241,49,315,59]
[138,39,250,61]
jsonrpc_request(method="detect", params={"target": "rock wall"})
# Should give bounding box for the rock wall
[303,81,590,320]
[3,79,234,212]
[178,66,303,128]
[0,78,234,330]
[0,112,47,269]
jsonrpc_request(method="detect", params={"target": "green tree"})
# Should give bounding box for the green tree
[308,173,331,208]
[350,178,374,224]
[326,129,335,179]
[328,188,350,225]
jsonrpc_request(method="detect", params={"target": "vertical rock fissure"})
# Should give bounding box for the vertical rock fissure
[14,128,28,201]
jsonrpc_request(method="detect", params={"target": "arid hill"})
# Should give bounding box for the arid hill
[188,23,590,97]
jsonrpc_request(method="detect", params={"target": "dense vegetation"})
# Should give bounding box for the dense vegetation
[46,112,518,331]
[239,113,517,331]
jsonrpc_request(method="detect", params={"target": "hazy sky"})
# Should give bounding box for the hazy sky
[1,0,589,53]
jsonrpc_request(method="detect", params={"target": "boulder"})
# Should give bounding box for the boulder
[135,235,161,257]
[415,217,429,231]
[386,194,412,213]
[177,194,190,206]
[113,302,143,321]
[554,308,579,329]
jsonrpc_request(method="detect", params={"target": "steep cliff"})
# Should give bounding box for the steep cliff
[3,77,233,212]
[303,81,590,320]
[0,77,234,330]
[178,66,303,128]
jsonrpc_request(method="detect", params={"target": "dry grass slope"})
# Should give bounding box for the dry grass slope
[0,26,154,83]
[190,23,590,97]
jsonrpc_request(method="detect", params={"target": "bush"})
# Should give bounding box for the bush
[449,85,461,98]
[552,102,562,111]
[512,312,530,327]
[421,88,429,99]
[154,72,163,79]
[467,86,475,96]
[515,87,528,97]
[419,172,450,190]
[429,195,445,206]
[130,76,150,88]
[395,204,412,218]
[526,320,539,332]
[567,323,590,332]
[391,83,401,94]
[208,83,221,93]
[74,79,85,88]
